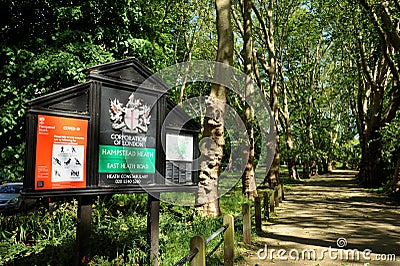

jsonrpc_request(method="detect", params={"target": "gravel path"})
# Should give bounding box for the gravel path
[240,170,400,266]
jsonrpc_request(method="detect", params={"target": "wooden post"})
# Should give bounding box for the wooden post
[254,197,262,232]
[274,187,279,208]
[269,191,275,213]
[147,193,160,266]
[223,214,234,266]
[281,183,285,201]
[76,196,93,265]
[263,192,269,220]
[242,203,251,244]
[190,235,206,266]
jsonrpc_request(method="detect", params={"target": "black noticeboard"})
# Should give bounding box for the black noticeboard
[23,58,200,198]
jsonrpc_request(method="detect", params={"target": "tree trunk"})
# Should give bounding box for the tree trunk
[303,161,310,179]
[322,157,329,174]
[178,51,192,104]
[327,157,333,172]
[280,57,298,181]
[240,0,258,199]
[357,81,385,186]
[241,106,257,199]
[197,0,233,216]
[310,160,317,176]
[263,0,280,188]
[317,159,324,175]
[359,135,384,187]
[355,31,393,187]
[285,129,298,180]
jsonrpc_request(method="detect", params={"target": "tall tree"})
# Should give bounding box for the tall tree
[241,0,258,198]
[355,0,400,186]
[232,0,258,198]
[274,0,303,180]
[252,0,280,187]
[356,29,393,186]
[197,0,234,216]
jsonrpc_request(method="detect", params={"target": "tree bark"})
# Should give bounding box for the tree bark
[322,157,329,174]
[261,0,280,188]
[303,161,310,179]
[279,59,299,180]
[197,0,233,216]
[327,157,333,172]
[317,159,324,175]
[240,0,258,199]
[359,131,384,187]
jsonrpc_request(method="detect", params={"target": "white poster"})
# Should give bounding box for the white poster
[52,144,84,182]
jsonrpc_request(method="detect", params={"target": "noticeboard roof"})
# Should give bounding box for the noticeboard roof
[26,82,92,117]
[25,58,168,113]
[85,57,168,92]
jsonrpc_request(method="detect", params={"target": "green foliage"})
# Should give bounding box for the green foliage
[159,206,222,264]
[381,110,400,183]
[0,201,78,265]
[0,39,114,180]
[91,202,149,264]
[381,110,400,164]
[334,139,361,166]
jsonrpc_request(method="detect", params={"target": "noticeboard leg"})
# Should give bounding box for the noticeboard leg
[76,196,93,265]
[147,193,160,266]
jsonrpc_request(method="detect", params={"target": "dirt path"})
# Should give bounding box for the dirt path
[240,170,400,266]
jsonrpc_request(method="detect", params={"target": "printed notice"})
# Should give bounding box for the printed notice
[35,115,88,190]
[52,144,84,182]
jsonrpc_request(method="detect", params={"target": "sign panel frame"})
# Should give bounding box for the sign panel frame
[34,115,88,190]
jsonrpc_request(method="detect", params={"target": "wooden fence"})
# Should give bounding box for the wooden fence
[255,183,284,231]
[175,183,284,266]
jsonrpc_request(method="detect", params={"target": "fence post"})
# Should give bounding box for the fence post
[76,196,93,266]
[274,187,279,208]
[147,193,160,266]
[263,192,269,220]
[223,214,234,266]
[269,190,275,213]
[190,235,206,266]
[242,203,251,244]
[254,197,262,232]
[281,183,285,201]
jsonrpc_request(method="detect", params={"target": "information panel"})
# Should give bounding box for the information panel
[165,134,194,184]
[166,134,194,161]
[34,115,88,190]
[98,87,158,186]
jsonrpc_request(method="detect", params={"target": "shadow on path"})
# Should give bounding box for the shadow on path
[242,170,400,266]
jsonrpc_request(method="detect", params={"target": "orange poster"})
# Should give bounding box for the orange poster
[35,115,88,190]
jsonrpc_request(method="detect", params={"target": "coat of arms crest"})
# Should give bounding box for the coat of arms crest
[109,93,151,133]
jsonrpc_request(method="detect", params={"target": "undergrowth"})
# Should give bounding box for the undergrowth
[0,183,253,265]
